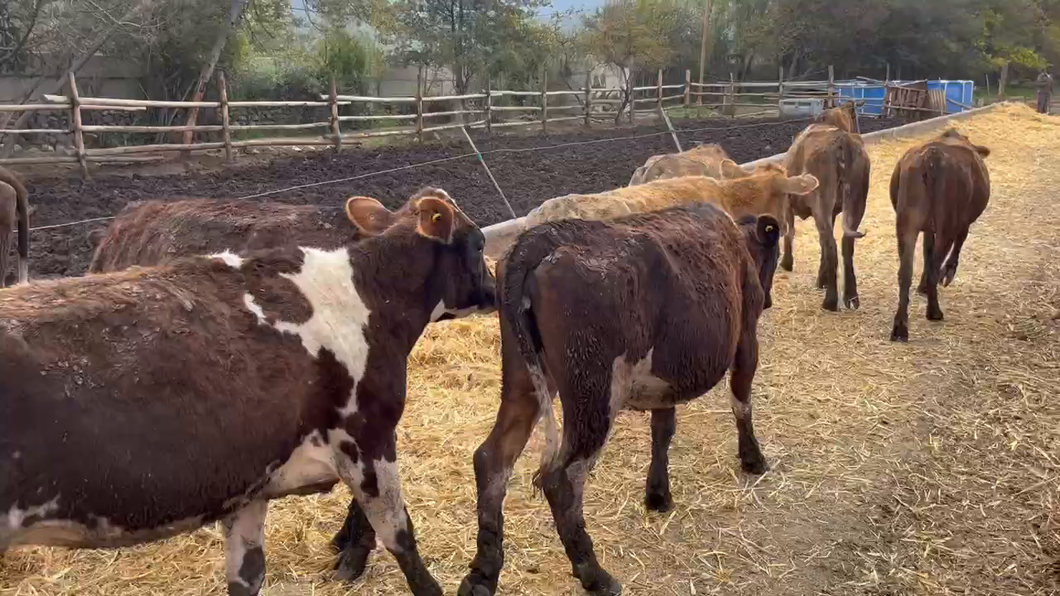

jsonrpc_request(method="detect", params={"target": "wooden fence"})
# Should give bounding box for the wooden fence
[0,68,846,172]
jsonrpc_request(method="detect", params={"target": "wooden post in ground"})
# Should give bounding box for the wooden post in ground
[998,61,1009,98]
[627,71,635,125]
[541,68,548,134]
[778,65,784,115]
[67,71,88,178]
[584,70,593,128]
[329,77,342,153]
[218,71,232,161]
[885,63,891,83]
[416,67,424,143]
[827,65,835,108]
[485,74,492,134]
[684,69,691,108]
[728,72,735,117]
[656,68,664,119]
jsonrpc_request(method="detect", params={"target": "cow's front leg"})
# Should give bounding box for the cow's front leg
[224,500,268,596]
[332,498,377,582]
[334,435,442,596]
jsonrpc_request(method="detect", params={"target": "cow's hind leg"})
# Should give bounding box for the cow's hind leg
[781,204,796,272]
[891,224,920,341]
[940,229,969,287]
[332,499,376,582]
[917,232,935,295]
[645,407,676,512]
[224,500,268,596]
[335,435,441,596]
[459,362,541,596]
[926,233,953,322]
[816,212,840,311]
[731,322,768,474]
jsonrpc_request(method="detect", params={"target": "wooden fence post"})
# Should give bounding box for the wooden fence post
[684,69,691,108]
[656,68,664,119]
[541,68,548,134]
[827,65,835,108]
[584,70,592,129]
[728,72,735,118]
[329,77,342,153]
[485,74,492,134]
[218,71,232,162]
[778,65,784,115]
[627,71,635,125]
[67,71,88,178]
[416,67,424,143]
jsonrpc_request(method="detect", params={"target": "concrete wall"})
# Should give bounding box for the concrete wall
[0,54,147,103]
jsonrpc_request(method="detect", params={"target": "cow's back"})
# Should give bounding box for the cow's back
[895,141,990,225]
[90,199,358,273]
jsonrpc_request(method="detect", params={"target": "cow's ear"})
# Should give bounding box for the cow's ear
[782,173,819,195]
[346,196,397,236]
[974,144,990,157]
[416,196,455,243]
[720,159,746,179]
[756,215,782,247]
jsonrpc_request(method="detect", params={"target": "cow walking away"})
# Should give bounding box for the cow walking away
[628,143,748,186]
[458,203,781,596]
[89,199,363,273]
[0,166,29,287]
[815,101,860,134]
[783,123,870,311]
[889,129,990,341]
[0,188,495,596]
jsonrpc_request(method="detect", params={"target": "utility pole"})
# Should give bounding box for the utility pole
[698,0,712,100]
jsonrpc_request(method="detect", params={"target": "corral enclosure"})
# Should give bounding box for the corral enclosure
[1,106,1058,595]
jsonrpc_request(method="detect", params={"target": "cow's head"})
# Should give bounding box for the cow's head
[345,187,497,321]
[736,214,783,309]
[940,128,990,157]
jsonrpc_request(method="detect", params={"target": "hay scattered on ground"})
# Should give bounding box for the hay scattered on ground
[3,104,1058,596]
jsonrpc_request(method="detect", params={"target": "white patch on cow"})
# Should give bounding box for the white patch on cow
[262,430,339,498]
[730,393,751,420]
[210,250,245,269]
[267,247,371,416]
[331,450,408,553]
[5,497,59,530]
[242,293,268,325]
[223,501,267,590]
[608,349,672,417]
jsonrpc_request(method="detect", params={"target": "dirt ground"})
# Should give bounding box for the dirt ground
[2,106,1058,596]
[18,115,900,278]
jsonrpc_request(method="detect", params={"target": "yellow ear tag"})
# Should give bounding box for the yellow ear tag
[432,212,442,223]
[765,225,775,232]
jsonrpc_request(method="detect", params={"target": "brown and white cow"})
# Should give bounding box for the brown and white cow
[0,166,29,287]
[89,199,362,273]
[458,203,781,596]
[0,187,495,596]
[888,129,990,341]
[528,168,818,229]
[628,143,748,186]
[783,123,870,311]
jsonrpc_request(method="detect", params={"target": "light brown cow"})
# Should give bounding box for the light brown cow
[0,187,495,596]
[628,143,748,186]
[527,169,818,230]
[0,166,29,287]
[816,101,860,133]
[783,123,870,311]
[888,129,990,341]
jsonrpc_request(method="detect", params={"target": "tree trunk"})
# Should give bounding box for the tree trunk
[181,0,249,145]
[1,0,148,158]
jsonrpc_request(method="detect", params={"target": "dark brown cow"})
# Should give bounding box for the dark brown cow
[89,199,361,273]
[888,129,990,341]
[816,100,860,133]
[0,166,29,287]
[0,187,495,596]
[458,203,781,596]
[783,123,870,311]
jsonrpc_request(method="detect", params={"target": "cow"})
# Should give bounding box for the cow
[815,100,860,134]
[89,199,361,273]
[782,123,870,311]
[628,143,748,186]
[0,187,495,596]
[457,202,782,596]
[528,169,818,230]
[888,129,990,341]
[0,166,29,287]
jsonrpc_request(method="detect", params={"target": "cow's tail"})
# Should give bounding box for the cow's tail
[501,228,563,489]
[839,135,866,239]
[0,168,29,283]
[923,146,947,226]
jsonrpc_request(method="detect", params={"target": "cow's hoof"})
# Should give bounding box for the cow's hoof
[334,545,371,582]
[890,325,909,342]
[575,564,622,596]
[927,308,944,322]
[457,578,494,596]
[645,490,674,513]
[822,297,839,312]
[740,455,769,475]
[845,295,860,310]
[780,256,793,272]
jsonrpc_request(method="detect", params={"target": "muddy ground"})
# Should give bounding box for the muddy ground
[20,116,901,278]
